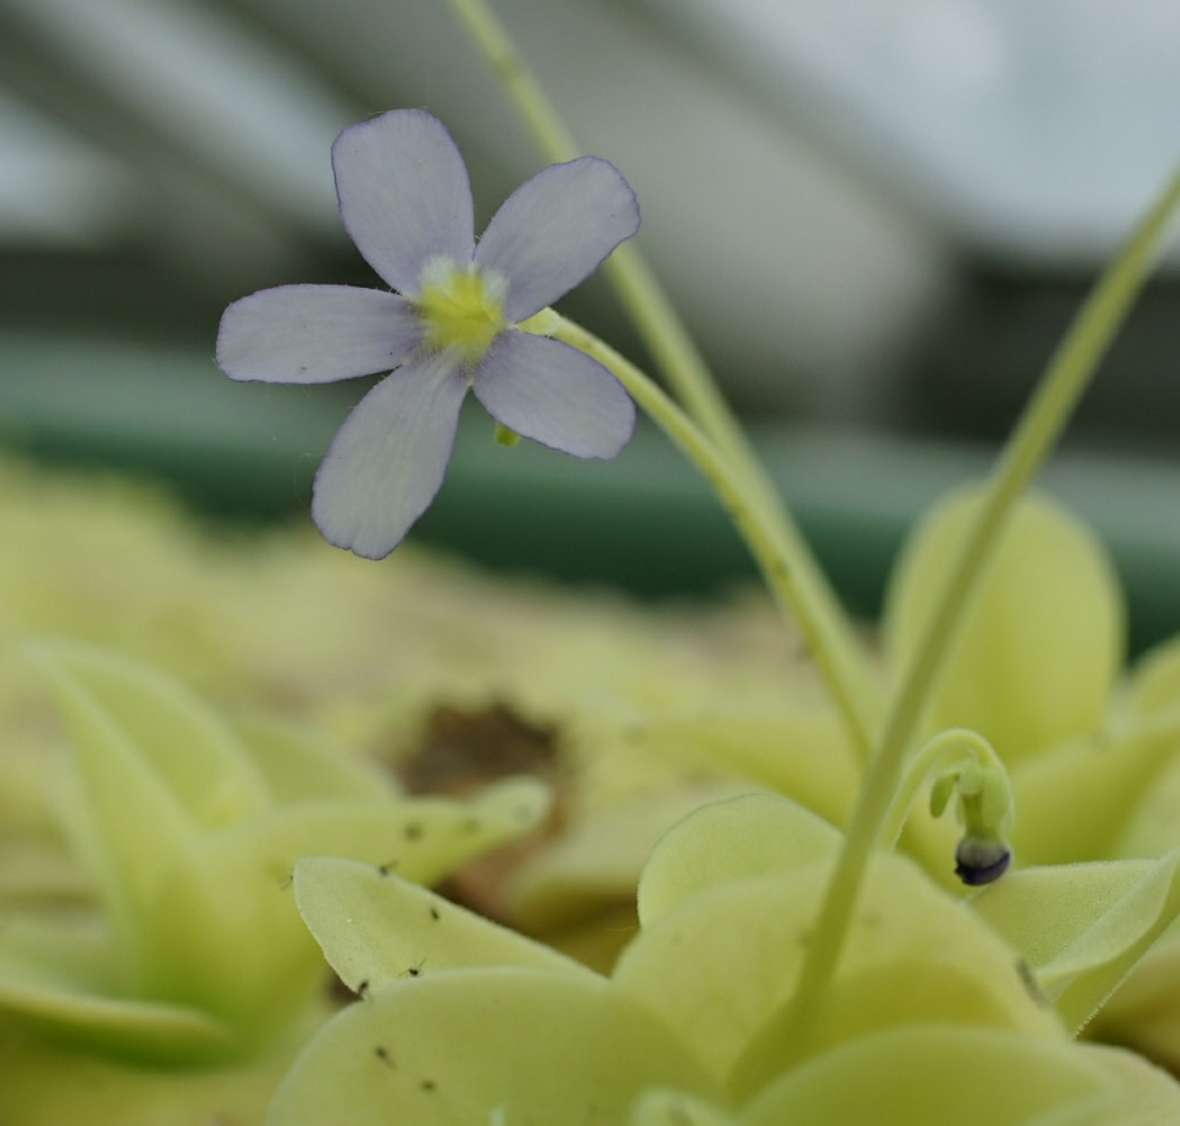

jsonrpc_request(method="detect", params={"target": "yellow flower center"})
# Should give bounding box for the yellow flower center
[416,264,506,364]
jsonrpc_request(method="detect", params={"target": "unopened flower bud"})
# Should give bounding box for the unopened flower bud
[494,423,521,447]
[954,834,1012,886]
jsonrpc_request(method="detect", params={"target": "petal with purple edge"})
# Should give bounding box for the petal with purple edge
[474,156,639,322]
[473,330,635,459]
[216,285,422,384]
[311,352,468,559]
[332,110,475,296]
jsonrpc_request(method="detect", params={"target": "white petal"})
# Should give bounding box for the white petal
[475,156,639,322]
[216,285,421,383]
[473,331,634,459]
[311,352,468,559]
[332,110,474,295]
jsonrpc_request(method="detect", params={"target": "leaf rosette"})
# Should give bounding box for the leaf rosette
[273,794,1180,1124]
[0,642,548,1122]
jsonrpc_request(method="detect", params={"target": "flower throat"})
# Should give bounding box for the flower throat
[417,265,505,363]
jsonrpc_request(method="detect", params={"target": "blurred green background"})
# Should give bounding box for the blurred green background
[1,0,1178,648]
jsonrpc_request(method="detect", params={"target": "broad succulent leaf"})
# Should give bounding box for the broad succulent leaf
[508,783,750,931]
[294,856,587,997]
[1010,736,1178,866]
[0,1032,291,1125]
[28,643,219,977]
[636,793,839,927]
[616,853,1062,1091]
[735,1025,1134,1126]
[502,704,860,934]
[0,939,231,1062]
[0,844,89,910]
[233,714,398,804]
[3,642,552,1063]
[142,779,549,1037]
[1116,756,1180,859]
[634,1033,1180,1126]
[267,970,720,1125]
[972,854,1180,1031]
[885,489,1123,764]
[0,915,116,991]
[1009,630,1180,865]
[630,1089,736,1125]
[1124,635,1180,717]
[1109,636,1180,858]
[1089,935,1180,1073]
[33,641,271,827]
[0,910,232,1063]
[632,708,861,830]
[1042,1040,1180,1125]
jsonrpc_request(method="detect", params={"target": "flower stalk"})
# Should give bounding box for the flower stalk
[786,168,1180,1050]
[550,314,865,729]
[882,727,1012,859]
[447,0,878,757]
[889,727,1014,886]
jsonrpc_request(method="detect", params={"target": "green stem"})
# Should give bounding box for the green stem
[447,0,877,757]
[785,169,1180,1050]
[881,728,1008,850]
[550,315,859,710]
[446,0,577,166]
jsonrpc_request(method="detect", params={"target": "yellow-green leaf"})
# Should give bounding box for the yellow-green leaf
[509,783,749,932]
[294,856,587,998]
[1010,734,1179,865]
[268,970,719,1126]
[28,645,207,972]
[634,707,861,831]
[973,854,1180,1031]
[884,489,1123,764]
[31,641,270,828]
[737,1025,1110,1126]
[0,1030,291,1124]
[143,778,552,1038]
[0,939,232,1062]
[616,853,1061,1091]
[1035,1040,1180,1125]
[636,793,839,928]
[630,1089,736,1125]
[1125,635,1180,718]
[233,714,397,805]
[1088,938,1180,1076]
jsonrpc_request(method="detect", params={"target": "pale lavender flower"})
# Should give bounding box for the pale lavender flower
[217,109,639,559]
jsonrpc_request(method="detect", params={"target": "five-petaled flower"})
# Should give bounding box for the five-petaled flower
[217,109,639,559]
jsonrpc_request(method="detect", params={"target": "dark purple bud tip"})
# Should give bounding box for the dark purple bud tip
[954,837,1012,887]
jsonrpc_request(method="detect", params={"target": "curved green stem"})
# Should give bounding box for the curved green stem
[783,169,1180,1051]
[550,314,861,714]
[447,0,877,757]
[881,728,1009,850]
